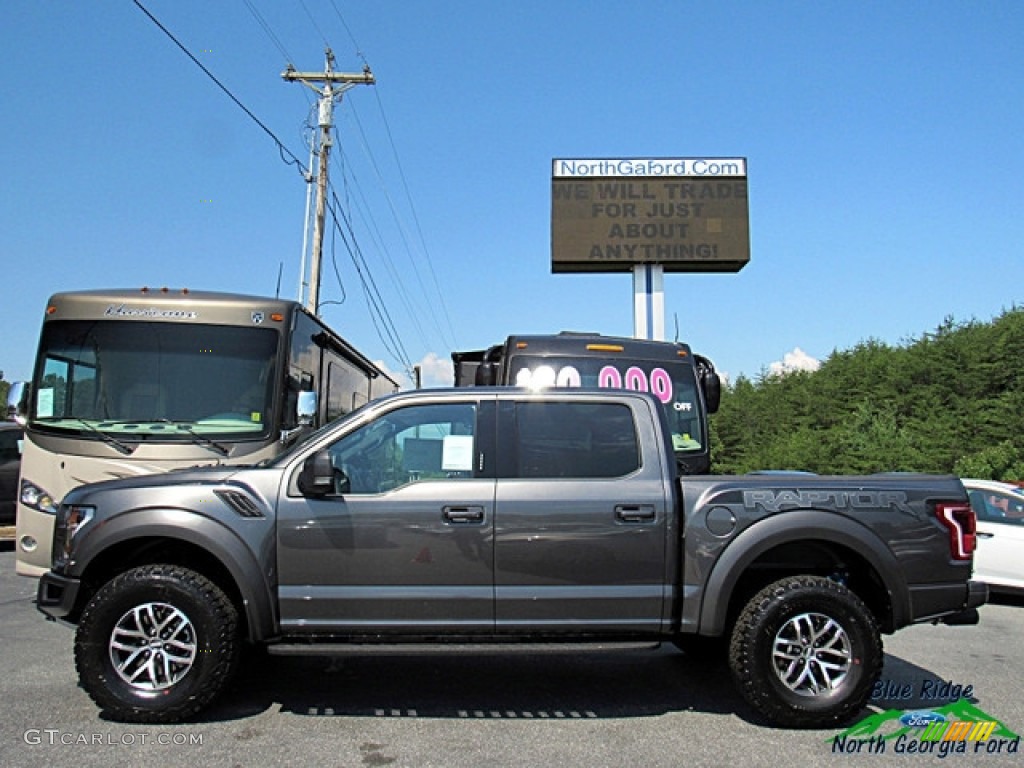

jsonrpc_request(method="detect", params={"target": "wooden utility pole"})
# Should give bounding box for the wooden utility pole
[282,50,374,315]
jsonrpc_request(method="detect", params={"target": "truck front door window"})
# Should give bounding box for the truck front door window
[328,402,478,494]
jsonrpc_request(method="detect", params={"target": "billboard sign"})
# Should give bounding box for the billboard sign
[551,157,749,273]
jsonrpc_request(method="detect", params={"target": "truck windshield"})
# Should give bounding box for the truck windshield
[30,321,279,439]
[507,355,705,452]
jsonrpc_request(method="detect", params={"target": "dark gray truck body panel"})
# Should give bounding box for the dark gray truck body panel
[38,388,984,645]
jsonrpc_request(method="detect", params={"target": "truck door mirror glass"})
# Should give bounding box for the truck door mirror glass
[7,381,28,425]
[297,391,317,426]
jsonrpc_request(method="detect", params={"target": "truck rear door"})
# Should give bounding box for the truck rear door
[493,396,671,635]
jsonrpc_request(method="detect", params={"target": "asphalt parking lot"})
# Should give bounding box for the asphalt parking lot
[1,546,1021,768]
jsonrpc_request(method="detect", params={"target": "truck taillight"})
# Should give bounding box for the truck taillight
[935,502,977,561]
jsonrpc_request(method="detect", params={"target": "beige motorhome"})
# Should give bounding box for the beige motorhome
[10,287,397,576]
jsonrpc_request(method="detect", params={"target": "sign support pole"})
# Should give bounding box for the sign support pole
[633,263,665,341]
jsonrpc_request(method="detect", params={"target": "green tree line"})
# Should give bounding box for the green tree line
[709,308,1024,480]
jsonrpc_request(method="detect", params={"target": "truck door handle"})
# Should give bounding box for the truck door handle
[443,506,485,524]
[615,504,656,523]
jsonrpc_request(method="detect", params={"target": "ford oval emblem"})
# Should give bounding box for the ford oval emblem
[899,711,946,728]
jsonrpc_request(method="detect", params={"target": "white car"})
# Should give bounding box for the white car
[962,478,1024,594]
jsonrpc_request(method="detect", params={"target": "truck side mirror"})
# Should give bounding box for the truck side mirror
[297,449,336,496]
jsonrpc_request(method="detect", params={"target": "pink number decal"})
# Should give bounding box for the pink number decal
[598,366,622,389]
[557,366,582,387]
[625,367,647,392]
[650,367,673,403]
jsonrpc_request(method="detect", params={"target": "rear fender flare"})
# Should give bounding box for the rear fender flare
[697,509,909,636]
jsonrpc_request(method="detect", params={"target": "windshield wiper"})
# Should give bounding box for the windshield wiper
[55,419,136,455]
[157,420,231,457]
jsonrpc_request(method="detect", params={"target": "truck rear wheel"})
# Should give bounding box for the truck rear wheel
[728,575,881,728]
[74,564,239,723]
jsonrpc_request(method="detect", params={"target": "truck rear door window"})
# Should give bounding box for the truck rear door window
[513,401,639,478]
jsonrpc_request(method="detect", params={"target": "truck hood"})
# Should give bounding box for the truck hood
[61,464,248,503]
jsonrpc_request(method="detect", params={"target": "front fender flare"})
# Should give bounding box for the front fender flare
[71,507,276,641]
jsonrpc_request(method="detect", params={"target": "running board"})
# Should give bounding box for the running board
[266,641,662,657]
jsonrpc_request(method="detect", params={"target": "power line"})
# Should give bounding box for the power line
[134,0,438,376]
[327,183,413,368]
[370,88,460,349]
[327,0,370,68]
[316,2,453,364]
[131,0,308,177]
[319,206,348,308]
[329,126,435,353]
[326,186,414,372]
[344,101,457,352]
[297,0,330,47]
[241,0,294,66]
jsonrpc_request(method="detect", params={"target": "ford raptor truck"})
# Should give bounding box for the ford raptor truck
[35,388,986,726]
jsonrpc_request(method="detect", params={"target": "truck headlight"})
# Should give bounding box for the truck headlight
[62,504,94,537]
[55,504,94,567]
[20,479,58,515]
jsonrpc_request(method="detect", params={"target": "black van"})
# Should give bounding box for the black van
[0,422,23,524]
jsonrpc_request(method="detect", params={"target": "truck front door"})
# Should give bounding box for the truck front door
[276,399,496,635]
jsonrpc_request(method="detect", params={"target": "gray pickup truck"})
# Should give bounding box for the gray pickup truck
[36,388,986,726]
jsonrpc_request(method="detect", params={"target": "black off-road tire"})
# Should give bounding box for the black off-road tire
[74,564,240,723]
[728,575,882,728]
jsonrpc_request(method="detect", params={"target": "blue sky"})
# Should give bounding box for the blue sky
[2,1,1022,388]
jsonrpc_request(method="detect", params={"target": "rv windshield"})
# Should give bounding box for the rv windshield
[507,354,704,452]
[31,321,279,439]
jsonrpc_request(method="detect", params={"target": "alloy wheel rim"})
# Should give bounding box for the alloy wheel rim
[771,611,852,696]
[109,602,198,690]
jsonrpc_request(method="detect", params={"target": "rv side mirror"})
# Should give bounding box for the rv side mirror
[297,449,336,496]
[7,381,28,425]
[296,391,318,426]
[475,362,497,386]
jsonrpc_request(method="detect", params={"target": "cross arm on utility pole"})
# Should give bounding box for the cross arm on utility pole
[281,48,375,93]
[281,65,375,86]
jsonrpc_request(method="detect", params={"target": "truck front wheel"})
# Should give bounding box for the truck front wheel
[74,564,239,723]
[728,575,882,728]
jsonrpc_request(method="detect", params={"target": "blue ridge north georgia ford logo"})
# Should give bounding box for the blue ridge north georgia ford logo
[831,697,1020,759]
